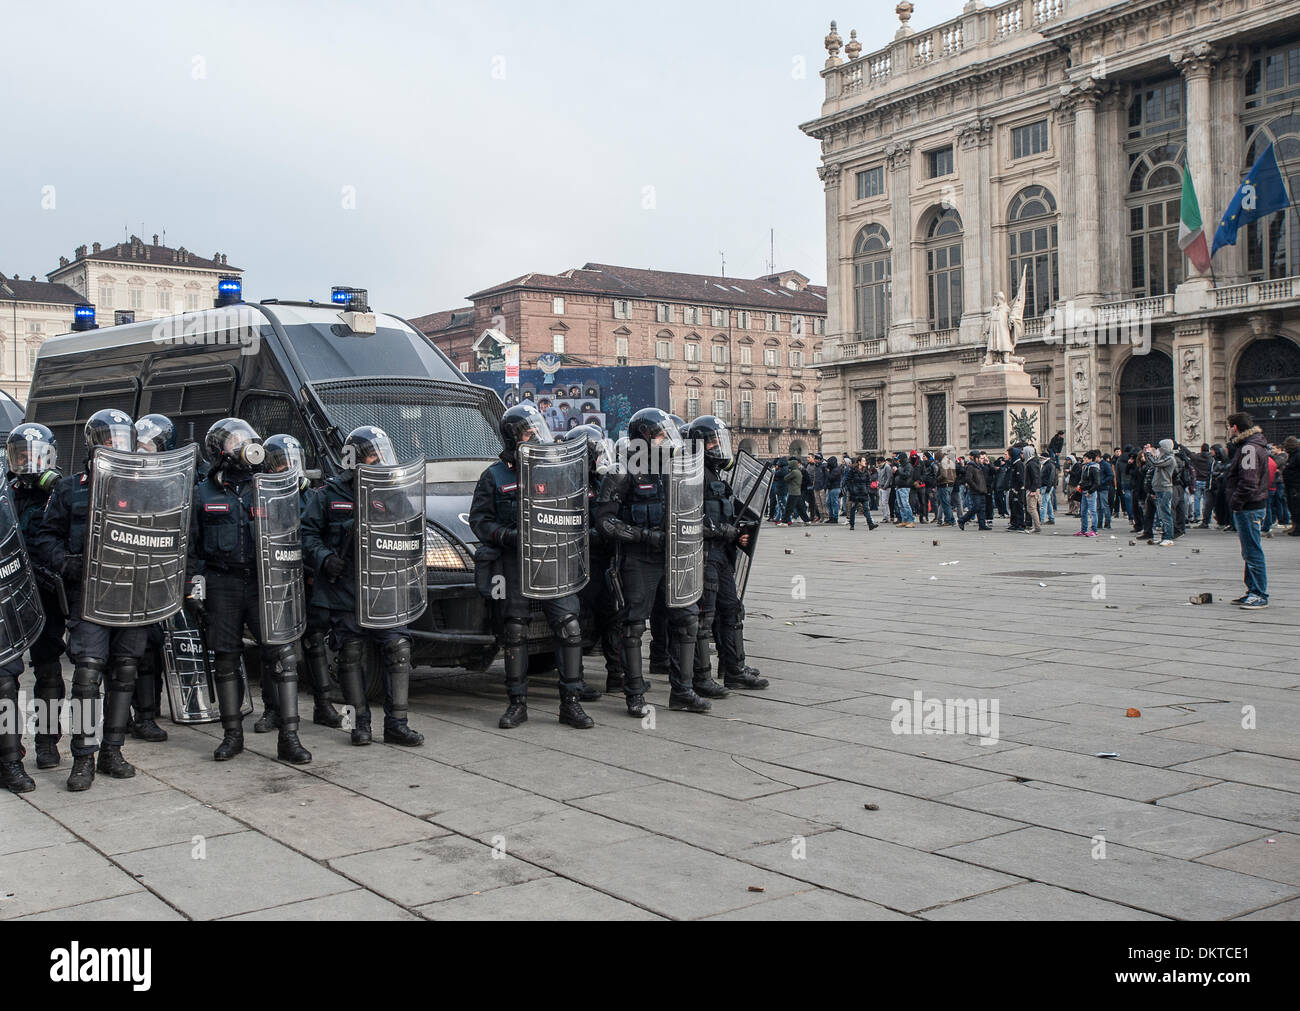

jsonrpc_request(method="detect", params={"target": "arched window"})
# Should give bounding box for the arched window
[1243,115,1300,281]
[853,224,891,340]
[1008,186,1059,317]
[925,208,963,331]
[1127,143,1185,297]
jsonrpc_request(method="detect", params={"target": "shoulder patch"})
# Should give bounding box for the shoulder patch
[330,501,353,511]
[79,474,88,485]
[204,503,230,513]
[500,483,518,494]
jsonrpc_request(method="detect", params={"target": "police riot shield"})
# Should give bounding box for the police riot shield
[518,439,590,600]
[255,470,306,645]
[0,473,45,667]
[161,608,253,725]
[727,451,774,600]
[665,447,705,609]
[82,445,196,627]
[355,460,427,629]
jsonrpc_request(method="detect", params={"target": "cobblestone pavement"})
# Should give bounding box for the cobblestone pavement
[3,518,1297,920]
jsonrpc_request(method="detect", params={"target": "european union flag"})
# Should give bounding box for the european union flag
[1212,142,1293,256]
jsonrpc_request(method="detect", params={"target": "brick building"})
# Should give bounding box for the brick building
[412,263,829,457]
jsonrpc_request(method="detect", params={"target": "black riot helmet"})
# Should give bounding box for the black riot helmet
[499,404,553,463]
[85,409,136,461]
[560,424,614,477]
[134,414,177,454]
[627,408,684,452]
[204,418,264,472]
[687,415,734,468]
[342,426,397,469]
[264,434,306,475]
[7,422,57,478]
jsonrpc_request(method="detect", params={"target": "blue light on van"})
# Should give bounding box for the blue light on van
[71,304,98,331]
[215,276,243,307]
[332,286,370,312]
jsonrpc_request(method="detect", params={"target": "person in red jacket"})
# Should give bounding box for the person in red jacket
[1225,413,1271,609]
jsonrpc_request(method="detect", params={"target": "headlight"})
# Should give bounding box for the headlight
[426,524,472,571]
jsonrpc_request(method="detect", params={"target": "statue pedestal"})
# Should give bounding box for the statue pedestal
[959,364,1048,452]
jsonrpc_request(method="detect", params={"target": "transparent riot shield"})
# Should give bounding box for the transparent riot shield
[255,470,306,645]
[0,473,45,666]
[355,460,427,629]
[82,445,196,627]
[727,451,774,600]
[665,447,705,609]
[518,439,590,600]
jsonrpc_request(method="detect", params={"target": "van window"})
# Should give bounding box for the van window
[312,377,501,464]
[28,378,140,473]
[283,323,460,384]
[239,393,318,471]
[140,364,237,451]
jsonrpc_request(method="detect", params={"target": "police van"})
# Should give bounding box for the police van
[25,283,511,686]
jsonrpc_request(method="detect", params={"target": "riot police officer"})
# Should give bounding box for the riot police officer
[188,418,311,765]
[470,406,594,731]
[266,434,342,730]
[301,426,424,748]
[31,410,150,791]
[129,413,177,744]
[6,423,67,770]
[593,408,709,716]
[687,416,768,692]
[560,425,624,695]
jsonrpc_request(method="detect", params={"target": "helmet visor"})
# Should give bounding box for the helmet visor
[7,433,57,475]
[515,415,554,449]
[701,427,732,464]
[97,421,136,454]
[358,432,398,467]
[135,417,168,454]
[266,438,306,475]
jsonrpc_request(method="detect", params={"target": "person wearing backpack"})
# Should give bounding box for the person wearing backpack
[1074,450,1103,537]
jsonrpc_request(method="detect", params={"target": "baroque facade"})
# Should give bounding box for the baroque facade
[413,263,828,457]
[804,0,1300,456]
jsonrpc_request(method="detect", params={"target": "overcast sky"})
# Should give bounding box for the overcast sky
[2,0,969,318]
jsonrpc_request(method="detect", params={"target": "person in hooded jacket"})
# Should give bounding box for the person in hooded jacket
[1283,437,1300,537]
[1225,413,1272,607]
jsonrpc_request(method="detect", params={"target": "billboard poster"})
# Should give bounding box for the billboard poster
[470,366,670,439]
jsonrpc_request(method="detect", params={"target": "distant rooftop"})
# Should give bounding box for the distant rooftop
[47,234,240,279]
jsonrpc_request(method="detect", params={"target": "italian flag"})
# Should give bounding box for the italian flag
[1178,165,1213,274]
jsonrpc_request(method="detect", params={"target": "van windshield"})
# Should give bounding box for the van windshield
[281,323,461,384]
[312,377,502,463]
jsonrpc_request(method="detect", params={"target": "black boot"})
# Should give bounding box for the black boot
[577,683,602,702]
[212,655,245,762]
[723,623,769,690]
[251,644,279,733]
[499,620,530,729]
[33,661,64,769]
[272,650,312,765]
[336,640,371,746]
[66,754,95,792]
[130,661,168,742]
[605,672,624,694]
[98,660,137,778]
[557,636,594,729]
[96,745,135,779]
[381,638,424,746]
[691,614,730,699]
[0,681,34,793]
[620,623,651,718]
[302,634,343,728]
[668,614,710,714]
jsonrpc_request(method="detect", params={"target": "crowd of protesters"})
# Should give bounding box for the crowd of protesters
[763,413,1297,608]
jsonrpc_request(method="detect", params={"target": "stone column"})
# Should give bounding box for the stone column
[1213,47,1247,284]
[886,140,914,351]
[1172,328,1210,449]
[1069,79,1103,303]
[1173,43,1218,282]
[1052,94,1078,303]
[1097,88,1127,300]
[818,162,844,345]
[957,118,993,347]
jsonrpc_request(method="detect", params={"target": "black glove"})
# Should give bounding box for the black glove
[644,529,666,551]
[718,523,741,543]
[322,554,346,582]
[62,553,83,583]
[499,528,519,550]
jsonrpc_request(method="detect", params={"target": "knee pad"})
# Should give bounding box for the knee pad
[106,656,139,694]
[668,610,698,642]
[265,644,299,681]
[303,629,327,658]
[337,638,364,668]
[71,658,107,694]
[382,637,412,672]
[555,614,583,647]
[213,652,243,682]
[502,619,529,648]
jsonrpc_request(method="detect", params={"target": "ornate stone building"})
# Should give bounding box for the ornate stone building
[413,263,828,457]
[804,0,1300,456]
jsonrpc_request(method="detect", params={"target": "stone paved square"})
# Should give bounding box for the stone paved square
[2,522,1296,920]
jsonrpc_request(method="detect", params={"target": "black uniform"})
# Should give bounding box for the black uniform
[844,464,877,531]
[691,462,749,690]
[580,478,626,694]
[469,458,590,714]
[592,467,706,711]
[31,470,149,762]
[189,467,307,759]
[300,474,419,741]
[11,473,67,757]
